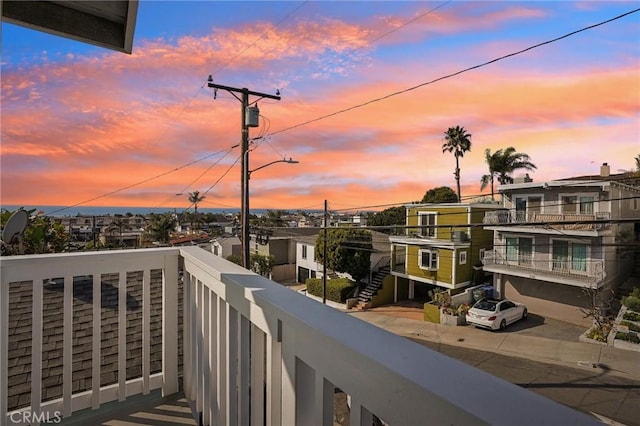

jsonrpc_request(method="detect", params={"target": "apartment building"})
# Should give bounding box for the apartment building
[482,165,640,326]
[389,203,496,300]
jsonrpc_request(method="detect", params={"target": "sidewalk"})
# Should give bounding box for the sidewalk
[348,308,640,381]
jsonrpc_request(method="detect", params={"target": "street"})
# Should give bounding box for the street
[410,338,640,426]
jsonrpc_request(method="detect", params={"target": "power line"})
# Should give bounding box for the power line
[266,7,640,137]
[44,144,240,216]
[210,1,309,77]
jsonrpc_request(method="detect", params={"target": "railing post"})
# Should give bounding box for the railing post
[117,272,127,402]
[0,278,8,424]
[250,324,265,426]
[315,375,334,426]
[163,255,179,396]
[63,275,74,415]
[266,323,282,426]
[239,315,250,426]
[91,275,101,409]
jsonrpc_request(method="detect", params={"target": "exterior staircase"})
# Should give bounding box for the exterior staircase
[354,265,390,311]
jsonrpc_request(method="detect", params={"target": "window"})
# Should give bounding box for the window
[553,240,588,273]
[459,250,467,265]
[418,249,438,271]
[301,245,308,259]
[562,196,577,213]
[505,236,533,266]
[515,198,527,221]
[579,196,594,214]
[419,213,436,237]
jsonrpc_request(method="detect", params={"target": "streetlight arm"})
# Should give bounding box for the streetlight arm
[248,158,299,177]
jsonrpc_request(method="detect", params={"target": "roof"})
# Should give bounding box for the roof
[405,203,498,209]
[2,1,138,54]
[498,173,640,192]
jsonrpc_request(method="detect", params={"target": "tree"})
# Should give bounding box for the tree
[635,154,640,172]
[480,148,501,200]
[441,126,472,201]
[315,228,372,282]
[147,213,177,244]
[188,191,206,229]
[580,285,615,342]
[367,206,406,235]
[253,210,287,227]
[107,216,131,247]
[1,208,68,255]
[480,147,537,199]
[250,253,276,277]
[421,186,458,203]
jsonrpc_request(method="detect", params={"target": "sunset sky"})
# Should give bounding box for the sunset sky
[2,1,639,214]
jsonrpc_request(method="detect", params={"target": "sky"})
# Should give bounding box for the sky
[1,1,639,214]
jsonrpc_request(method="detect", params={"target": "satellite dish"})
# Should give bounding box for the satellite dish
[1,209,28,254]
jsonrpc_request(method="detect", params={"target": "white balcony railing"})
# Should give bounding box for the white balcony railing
[483,249,605,284]
[1,247,599,425]
[483,210,611,231]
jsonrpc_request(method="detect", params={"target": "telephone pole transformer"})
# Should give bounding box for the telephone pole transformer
[207,76,281,269]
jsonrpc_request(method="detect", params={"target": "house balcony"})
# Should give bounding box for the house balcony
[0,247,598,425]
[482,249,605,288]
[483,211,611,233]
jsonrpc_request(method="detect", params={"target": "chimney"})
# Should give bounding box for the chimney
[600,163,610,177]
[513,174,533,184]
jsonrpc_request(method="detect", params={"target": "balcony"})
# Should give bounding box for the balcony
[1,247,598,425]
[482,249,605,287]
[483,210,611,232]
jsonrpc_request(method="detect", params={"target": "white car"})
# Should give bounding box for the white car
[465,299,527,331]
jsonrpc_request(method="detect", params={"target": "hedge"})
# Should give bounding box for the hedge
[305,277,357,303]
[615,331,640,344]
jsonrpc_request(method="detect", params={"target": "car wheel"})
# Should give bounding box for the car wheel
[499,319,507,331]
[522,308,528,320]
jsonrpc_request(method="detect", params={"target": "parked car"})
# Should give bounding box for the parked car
[465,299,527,331]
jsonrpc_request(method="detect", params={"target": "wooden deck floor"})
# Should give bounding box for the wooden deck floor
[58,391,196,426]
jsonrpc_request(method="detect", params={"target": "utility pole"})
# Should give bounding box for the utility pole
[207,76,280,269]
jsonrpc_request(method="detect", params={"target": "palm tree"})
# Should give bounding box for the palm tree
[635,154,640,172]
[188,191,206,230]
[480,148,501,200]
[107,216,131,247]
[480,147,537,199]
[147,213,177,244]
[442,126,472,201]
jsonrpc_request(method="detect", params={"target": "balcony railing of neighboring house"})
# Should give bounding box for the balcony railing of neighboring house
[483,211,611,231]
[482,249,605,285]
[1,248,598,425]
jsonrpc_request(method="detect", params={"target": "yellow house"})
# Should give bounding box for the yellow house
[389,203,496,300]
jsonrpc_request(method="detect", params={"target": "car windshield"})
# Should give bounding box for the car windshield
[474,300,497,311]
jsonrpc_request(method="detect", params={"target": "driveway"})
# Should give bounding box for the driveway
[366,301,587,342]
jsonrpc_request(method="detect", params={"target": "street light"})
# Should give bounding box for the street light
[248,158,299,178]
[242,157,299,268]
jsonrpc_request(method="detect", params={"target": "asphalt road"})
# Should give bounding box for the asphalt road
[409,338,640,426]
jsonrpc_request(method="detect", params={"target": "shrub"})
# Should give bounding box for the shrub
[622,295,640,313]
[305,277,356,303]
[615,331,640,344]
[623,311,640,322]
[622,288,640,312]
[587,325,611,342]
[620,321,640,333]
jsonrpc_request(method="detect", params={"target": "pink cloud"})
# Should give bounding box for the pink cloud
[2,4,638,210]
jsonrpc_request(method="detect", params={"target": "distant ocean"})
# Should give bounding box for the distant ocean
[1,205,242,217]
[1,205,321,217]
